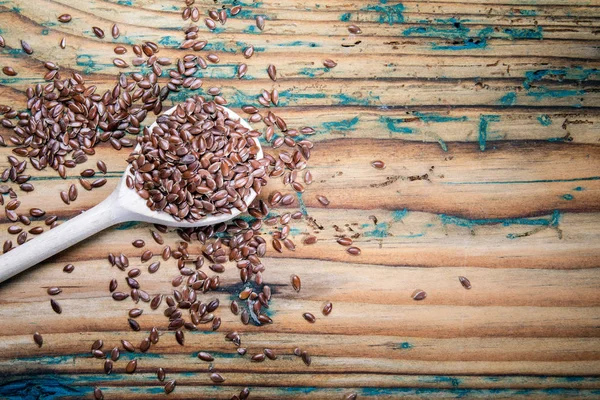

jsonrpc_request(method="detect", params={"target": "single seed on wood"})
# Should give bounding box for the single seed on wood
[371,160,386,169]
[148,261,160,273]
[50,299,62,314]
[157,367,166,381]
[121,340,135,352]
[63,264,74,273]
[303,313,316,323]
[459,276,472,289]
[94,387,103,400]
[412,289,427,301]
[132,239,145,248]
[68,184,77,201]
[348,25,362,34]
[316,195,330,206]
[60,37,66,49]
[110,347,120,361]
[128,318,140,331]
[337,237,352,246]
[210,373,225,383]
[345,394,358,400]
[205,18,216,30]
[255,15,265,30]
[33,332,43,347]
[164,380,176,394]
[264,348,277,360]
[175,330,185,346]
[198,351,214,361]
[303,235,317,245]
[47,287,62,295]
[347,246,361,256]
[112,292,129,301]
[140,338,151,352]
[238,63,247,79]
[231,6,242,15]
[243,46,254,58]
[251,353,265,362]
[129,308,143,318]
[104,359,112,374]
[301,351,311,366]
[21,40,33,54]
[113,58,129,68]
[322,302,333,316]
[3,67,17,76]
[30,208,45,217]
[293,348,302,356]
[125,359,137,373]
[109,279,117,292]
[92,27,105,38]
[57,14,72,23]
[112,24,120,39]
[323,59,337,68]
[291,275,301,292]
[141,250,153,262]
[92,349,105,358]
[267,64,276,81]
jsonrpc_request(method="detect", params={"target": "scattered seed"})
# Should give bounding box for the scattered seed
[94,387,104,400]
[303,313,316,323]
[3,67,17,76]
[47,287,62,295]
[210,373,225,383]
[113,58,129,68]
[346,246,361,256]
[337,237,352,246]
[316,195,330,206]
[267,64,276,81]
[112,24,120,39]
[459,276,472,289]
[97,161,107,173]
[57,14,72,23]
[255,15,265,30]
[63,264,74,273]
[21,40,33,54]
[104,359,113,374]
[121,340,135,352]
[303,235,317,245]
[412,289,427,301]
[371,160,386,169]
[301,350,311,366]
[251,353,265,362]
[125,359,137,373]
[348,25,362,34]
[60,37,66,49]
[50,299,62,314]
[157,367,166,381]
[323,59,337,68]
[243,46,254,59]
[92,27,105,38]
[198,351,214,361]
[322,302,333,316]
[33,332,43,347]
[164,379,176,394]
[291,275,301,292]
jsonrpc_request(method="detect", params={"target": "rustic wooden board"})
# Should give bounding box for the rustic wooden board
[0,0,599,399]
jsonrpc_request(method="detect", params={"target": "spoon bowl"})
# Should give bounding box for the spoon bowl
[0,105,262,283]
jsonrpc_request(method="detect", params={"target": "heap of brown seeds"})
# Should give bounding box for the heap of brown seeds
[126,96,268,221]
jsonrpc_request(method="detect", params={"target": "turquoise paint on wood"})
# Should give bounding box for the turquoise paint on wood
[478,115,500,151]
[537,114,552,126]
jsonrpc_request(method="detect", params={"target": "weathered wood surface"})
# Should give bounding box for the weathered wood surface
[0,0,599,398]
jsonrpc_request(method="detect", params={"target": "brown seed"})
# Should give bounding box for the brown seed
[238,63,247,79]
[97,161,107,173]
[150,294,162,309]
[459,276,472,289]
[2,67,17,76]
[121,340,135,352]
[68,184,78,201]
[63,264,74,273]
[7,225,22,234]
[141,250,153,262]
[30,208,45,217]
[291,275,301,292]
[110,347,120,361]
[347,246,361,256]
[348,25,362,34]
[303,313,316,323]
[47,287,62,295]
[112,292,129,301]
[60,191,69,205]
[79,179,92,191]
[412,289,427,301]
[50,299,62,314]
[301,350,311,366]
[92,349,105,358]
[91,178,107,188]
[255,15,265,30]
[337,237,352,246]
[104,359,113,375]
[111,24,120,39]
[125,359,137,373]
[109,279,118,292]
[94,387,104,400]
[113,58,129,68]
[323,59,337,68]
[57,14,72,23]
[148,261,161,273]
[175,330,185,346]
[129,308,143,318]
[198,351,214,361]
[60,37,66,49]
[267,64,276,81]
[345,394,358,400]
[140,337,151,352]
[210,373,225,383]
[0,35,4,47]
[33,332,43,347]
[92,27,105,38]
[207,54,219,63]
[316,195,330,206]
[157,367,166,381]
[243,46,254,59]
[205,18,216,30]
[371,160,386,169]
[322,302,333,316]
[21,40,33,54]
[128,318,140,331]
[264,348,277,360]
[132,239,145,248]
[251,353,265,362]
[164,379,176,394]
[230,300,239,315]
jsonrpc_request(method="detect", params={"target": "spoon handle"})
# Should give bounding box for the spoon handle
[0,192,129,283]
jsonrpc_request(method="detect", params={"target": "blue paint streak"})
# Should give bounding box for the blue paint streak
[361,3,405,25]
[503,26,543,40]
[277,40,320,48]
[573,187,584,191]
[321,116,359,133]
[499,92,517,106]
[519,10,538,16]
[340,12,351,21]
[441,210,560,230]
[395,341,413,349]
[537,114,552,126]
[296,192,308,216]
[562,194,574,200]
[117,0,133,5]
[332,92,381,106]
[380,116,415,134]
[362,222,390,238]
[157,36,180,47]
[412,111,467,123]
[392,208,408,221]
[478,115,500,151]
[75,55,101,74]
[298,67,328,77]
[523,67,599,89]
[0,377,88,400]
[115,221,141,230]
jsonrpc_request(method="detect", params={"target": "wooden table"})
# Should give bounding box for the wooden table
[0,0,599,398]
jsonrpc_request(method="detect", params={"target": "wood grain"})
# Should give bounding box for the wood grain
[0,0,599,399]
